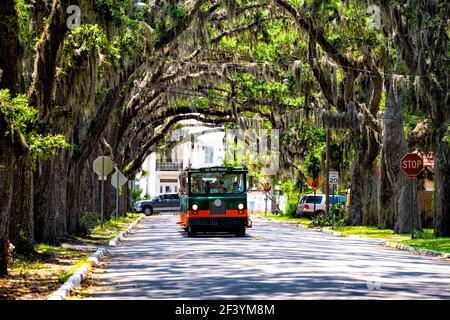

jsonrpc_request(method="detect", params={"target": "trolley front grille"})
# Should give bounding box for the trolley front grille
[189,218,246,226]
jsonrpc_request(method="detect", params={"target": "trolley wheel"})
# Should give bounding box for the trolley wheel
[235,227,246,237]
[188,227,197,237]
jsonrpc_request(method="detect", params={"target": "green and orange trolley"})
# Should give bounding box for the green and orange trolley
[177,166,252,237]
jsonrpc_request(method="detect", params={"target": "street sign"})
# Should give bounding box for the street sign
[400,153,423,179]
[111,170,128,221]
[93,156,115,226]
[400,153,423,240]
[329,171,339,185]
[111,170,128,189]
[306,176,324,190]
[93,156,114,177]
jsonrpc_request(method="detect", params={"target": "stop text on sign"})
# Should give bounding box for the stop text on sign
[400,153,424,178]
[402,159,423,169]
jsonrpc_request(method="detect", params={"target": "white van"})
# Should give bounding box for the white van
[296,194,346,217]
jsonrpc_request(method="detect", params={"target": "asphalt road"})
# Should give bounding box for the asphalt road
[86,215,450,299]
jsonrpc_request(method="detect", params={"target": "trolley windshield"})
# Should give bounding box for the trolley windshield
[189,172,245,195]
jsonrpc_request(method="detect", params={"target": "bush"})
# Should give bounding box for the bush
[79,211,100,236]
[281,180,300,217]
[311,204,347,227]
[132,187,143,202]
[285,196,300,217]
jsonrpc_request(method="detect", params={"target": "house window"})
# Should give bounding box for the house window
[204,146,214,163]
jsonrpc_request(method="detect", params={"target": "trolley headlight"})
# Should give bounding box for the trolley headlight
[192,204,199,211]
[238,203,244,210]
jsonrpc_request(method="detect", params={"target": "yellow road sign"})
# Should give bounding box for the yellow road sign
[306,176,324,190]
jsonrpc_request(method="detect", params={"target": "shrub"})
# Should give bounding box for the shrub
[79,211,100,236]
[132,187,143,202]
[311,204,347,227]
[285,196,300,217]
[281,180,301,217]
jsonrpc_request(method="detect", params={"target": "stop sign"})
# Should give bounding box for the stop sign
[400,153,424,178]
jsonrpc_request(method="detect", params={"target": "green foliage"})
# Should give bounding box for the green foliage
[17,225,26,241]
[131,3,151,21]
[305,152,322,178]
[281,180,301,217]
[63,6,144,72]
[27,133,68,159]
[0,90,36,135]
[285,197,299,217]
[311,204,346,227]
[132,187,143,202]
[153,3,188,46]
[443,125,450,145]
[79,211,100,236]
[15,0,37,49]
[396,236,450,254]
[124,160,134,174]
[93,0,132,24]
[62,24,109,70]
[263,213,313,227]
[0,89,69,161]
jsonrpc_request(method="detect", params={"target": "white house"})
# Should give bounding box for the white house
[133,122,285,214]
[134,123,225,198]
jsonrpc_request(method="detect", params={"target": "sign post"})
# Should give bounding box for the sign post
[93,156,114,226]
[263,183,271,214]
[400,153,424,239]
[111,170,128,220]
[329,171,339,229]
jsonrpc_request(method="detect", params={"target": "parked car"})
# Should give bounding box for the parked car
[133,193,180,216]
[296,194,347,217]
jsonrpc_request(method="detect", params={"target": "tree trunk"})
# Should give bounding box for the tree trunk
[9,157,35,253]
[34,160,58,244]
[347,129,380,226]
[381,81,421,233]
[362,163,378,226]
[33,152,69,244]
[66,162,83,234]
[378,152,394,228]
[0,121,16,275]
[434,140,450,237]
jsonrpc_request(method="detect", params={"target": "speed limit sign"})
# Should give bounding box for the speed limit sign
[329,171,339,185]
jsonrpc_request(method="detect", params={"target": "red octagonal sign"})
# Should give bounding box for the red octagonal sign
[400,153,424,179]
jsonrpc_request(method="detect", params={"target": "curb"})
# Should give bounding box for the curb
[382,242,450,260]
[109,215,144,246]
[48,215,145,300]
[47,247,110,300]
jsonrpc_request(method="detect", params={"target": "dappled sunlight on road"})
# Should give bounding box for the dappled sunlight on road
[86,216,450,299]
